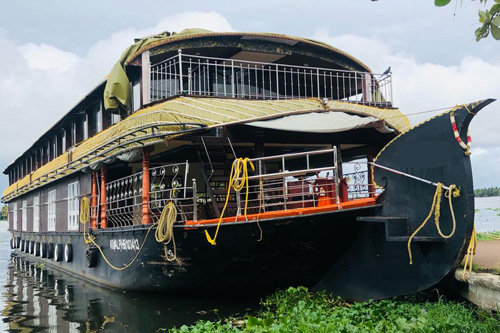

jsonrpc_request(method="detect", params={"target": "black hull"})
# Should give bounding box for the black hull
[9,100,495,301]
[11,205,377,293]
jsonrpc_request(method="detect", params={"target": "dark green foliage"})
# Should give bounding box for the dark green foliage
[0,205,7,220]
[435,0,500,41]
[168,287,500,332]
[474,187,500,197]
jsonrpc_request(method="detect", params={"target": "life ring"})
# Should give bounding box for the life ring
[64,243,73,263]
[47,243,54,259]
[34,242,40,257]
[86,248,98,268]
[54,243,63,262]
[41,242,48,258]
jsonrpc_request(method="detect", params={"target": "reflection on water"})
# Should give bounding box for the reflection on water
[1,255,257,332]
[0,225,256,332]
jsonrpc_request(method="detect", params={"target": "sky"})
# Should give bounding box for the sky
[0,0,499,194]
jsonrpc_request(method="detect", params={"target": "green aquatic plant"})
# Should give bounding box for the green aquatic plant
[168,287,500,332]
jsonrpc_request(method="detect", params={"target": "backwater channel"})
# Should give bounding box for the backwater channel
[0,197,498,332]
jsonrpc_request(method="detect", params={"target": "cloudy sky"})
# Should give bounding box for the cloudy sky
[0,0,499,193]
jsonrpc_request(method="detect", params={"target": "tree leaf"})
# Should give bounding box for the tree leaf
[435,0,452,7]
[491,24,500,40]
[492,16,500,26]
[479,10,487,23]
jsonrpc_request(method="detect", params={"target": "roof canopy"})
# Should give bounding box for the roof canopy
[3,97,409,202]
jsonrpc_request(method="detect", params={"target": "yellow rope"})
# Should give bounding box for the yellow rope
[407,183,460,264]
[205,157,255,245]
[154,202,178,261]
[462,226,477,280]
[79,196,156,271]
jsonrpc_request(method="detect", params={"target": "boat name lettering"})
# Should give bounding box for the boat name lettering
[109,238,140,252]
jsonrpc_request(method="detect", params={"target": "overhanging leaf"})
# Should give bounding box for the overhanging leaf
[435,0,452,6]
[491,24,500,40]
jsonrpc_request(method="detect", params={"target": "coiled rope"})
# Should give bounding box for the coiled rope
[205,157,255,245]
[154,201,178,261]
[407,183,460,264]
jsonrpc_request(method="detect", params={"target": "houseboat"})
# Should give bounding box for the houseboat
[2,28,494,301]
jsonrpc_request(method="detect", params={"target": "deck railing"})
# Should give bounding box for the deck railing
[150,51,393,106]
[104,162,197,227]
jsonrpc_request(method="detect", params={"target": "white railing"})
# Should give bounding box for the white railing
[227,148,341,216]
[150,51,392,106]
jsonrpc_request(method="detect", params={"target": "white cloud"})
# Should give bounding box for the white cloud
[19,43,80,71]
[313,31,500,188]
[0,10,233,144]
[0,11,233,192]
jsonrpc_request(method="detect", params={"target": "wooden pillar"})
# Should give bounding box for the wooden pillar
[367,154,374,198]
[90,171,98,229]
[100,167,107,228]
[142,151,151,225]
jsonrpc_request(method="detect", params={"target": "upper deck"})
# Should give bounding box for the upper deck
[2,29,400,202]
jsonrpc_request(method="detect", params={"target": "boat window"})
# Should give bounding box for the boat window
[33,195,40,233]
[12,202,17,230]
[111,113,120,125]
[83,113,89,140]
[132,79,141,112]
[48,190,56,231]
[96,103,103,133]
[71,122,77,147]
[67,182,80,231]
[52,136,57,159]
[62,129,66,153]
[21,200,27,231]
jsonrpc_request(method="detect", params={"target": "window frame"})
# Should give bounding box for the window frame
[33,195,40,232]
[21,200,27,231]
[48,190,56,231]
[67,181,80,231]
[12,202,17,230]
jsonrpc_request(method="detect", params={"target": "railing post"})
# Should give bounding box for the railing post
[367,154,374,198]
[333,146,341,209]
[316,68,320,98]
[178,50,183,94]
[142,150,151,225]
[141,50,150,106]
[192,178,197,222]
[100,167,107,228]
[90,171,98,229]
[276,64,279,99]
[231,60,235,98]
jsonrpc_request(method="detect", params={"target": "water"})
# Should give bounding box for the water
[474,196,500,232]
[0,224,257,332]
[0,197,498,331]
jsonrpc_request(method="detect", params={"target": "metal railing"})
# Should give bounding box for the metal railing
[150,51,393,106]
[225,148,342,217]
[104,162,197,227]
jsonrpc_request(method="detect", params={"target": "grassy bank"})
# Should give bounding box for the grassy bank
[477,231,500,241]
[166,287,500,332]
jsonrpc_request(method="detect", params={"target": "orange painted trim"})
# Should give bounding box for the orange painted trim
[100,167,107,228]
[184,197,377,227]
